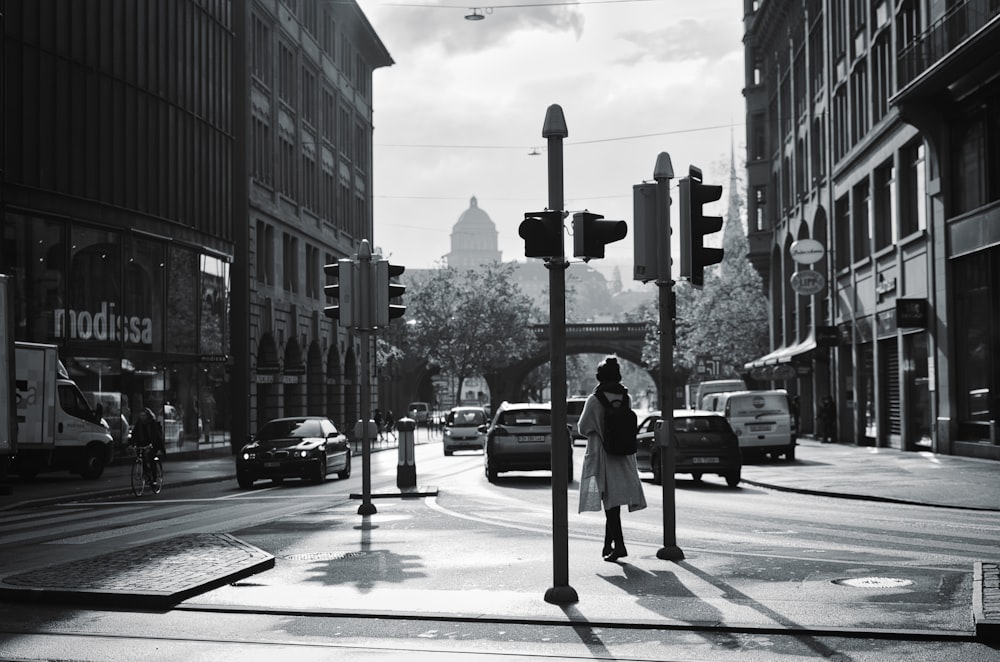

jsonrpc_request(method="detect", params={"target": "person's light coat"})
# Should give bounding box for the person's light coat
[577,390,647,514]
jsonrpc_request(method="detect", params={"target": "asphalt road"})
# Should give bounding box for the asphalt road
[1,438,998,660]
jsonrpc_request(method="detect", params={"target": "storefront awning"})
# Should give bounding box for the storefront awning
[744,331,819,370]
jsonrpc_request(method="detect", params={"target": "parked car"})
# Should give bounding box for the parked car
[703,390,796,460]
[236,416,351,489]
[443,406,488,455]
[481,402,573,483]
[566,396,588,445]
[635,409,742,487]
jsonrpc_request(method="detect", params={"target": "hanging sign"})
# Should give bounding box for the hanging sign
[790,239,825,265]
[790,270,826,295]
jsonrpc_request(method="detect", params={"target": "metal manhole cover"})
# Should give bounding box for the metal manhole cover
[283,551,366,561]
[832,577,914,589]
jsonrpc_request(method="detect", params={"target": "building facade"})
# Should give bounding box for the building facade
[0,0,392,459]
[743,0,1000,461]
[241,0,392,442]
[1,1,236,459]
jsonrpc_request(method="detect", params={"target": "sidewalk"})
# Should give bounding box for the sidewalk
[1,437,997,641]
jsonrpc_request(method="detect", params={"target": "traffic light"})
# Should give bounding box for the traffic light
[374,259,406,327]
[679,166,724,287]
[324,259,356,327]
[572,211,627,261]
[518,210,563,259]
[632,182,659,282]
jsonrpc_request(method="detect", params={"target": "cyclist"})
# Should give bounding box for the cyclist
[130,407,165,486]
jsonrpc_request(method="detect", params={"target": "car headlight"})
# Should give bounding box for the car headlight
[242,452,254,461]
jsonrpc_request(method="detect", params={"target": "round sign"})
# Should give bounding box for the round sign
[790,270,826,296]
[790,239,825,265]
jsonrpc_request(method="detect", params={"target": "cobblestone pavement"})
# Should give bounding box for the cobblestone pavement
[0,533,274,609]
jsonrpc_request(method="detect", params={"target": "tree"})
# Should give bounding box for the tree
[405,262,538,409]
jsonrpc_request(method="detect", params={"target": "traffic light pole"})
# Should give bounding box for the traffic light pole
[542,104,578,606]
[653,153,684,561]
[357,241,376,516]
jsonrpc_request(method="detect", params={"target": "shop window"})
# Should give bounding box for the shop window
[4,215,67,342]
[121,234,163,351]
[166,245,198,354]
[200,255,229,356]
[954,252,995,437]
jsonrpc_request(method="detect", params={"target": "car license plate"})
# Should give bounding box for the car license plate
[692,457,719,464]
[518,435,545,443]
[265,462,280,468]
[748,423,771,432]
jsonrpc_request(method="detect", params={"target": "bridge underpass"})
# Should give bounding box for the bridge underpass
[485,322,656,407]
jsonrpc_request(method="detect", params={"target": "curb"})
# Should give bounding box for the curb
[974,561,1000,642]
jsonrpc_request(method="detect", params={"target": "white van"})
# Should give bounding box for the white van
[693,379,746,410]
[705,390,796,460]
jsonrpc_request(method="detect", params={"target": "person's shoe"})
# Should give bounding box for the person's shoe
[604,548,627,562]
[602,545,613,558]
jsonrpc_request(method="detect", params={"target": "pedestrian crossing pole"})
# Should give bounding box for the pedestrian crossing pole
[653,153,684,561]
[540,104,578,606]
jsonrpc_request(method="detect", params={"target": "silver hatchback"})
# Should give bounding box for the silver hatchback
[482,402,574,483]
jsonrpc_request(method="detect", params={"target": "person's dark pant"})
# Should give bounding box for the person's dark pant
[604,506,623,552]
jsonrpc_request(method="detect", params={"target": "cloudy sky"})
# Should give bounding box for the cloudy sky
[361,0,746,286]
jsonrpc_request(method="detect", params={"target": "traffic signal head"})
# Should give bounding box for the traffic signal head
[374,260,406,327]
[572,212,627,261]
[632,182,659,282]
[679,168,724,287]
[518,210,564,259]
[324,259,356,327]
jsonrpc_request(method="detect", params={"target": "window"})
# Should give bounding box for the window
[953,114,987,214]
[852,179,871,260]
[322,10,337,57]
[873,161,895,251]
[252,116,273,186]
[751,113,766,161]
[322,88,335,144]
[871,33,892,124]
[278,135,296,199]
[323,168,335,223]
[251,14,271,87]
[278,42,295,107]
[256,220,267,283]
[899,141,926,237]
[752,186,767,232]
[835,194,851,270]
[305,244,319,298]
[301,66,317,127]
[302,151,317,212]
[283,233,299,294]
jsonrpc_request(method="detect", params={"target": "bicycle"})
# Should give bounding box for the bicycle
[130,444,163,496]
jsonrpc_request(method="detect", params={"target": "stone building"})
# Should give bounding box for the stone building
[743,0,1000,461]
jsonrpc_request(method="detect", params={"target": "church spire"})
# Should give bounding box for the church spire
[721,130,748,275]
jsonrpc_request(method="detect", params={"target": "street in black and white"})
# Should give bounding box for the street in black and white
[1,436,997,661]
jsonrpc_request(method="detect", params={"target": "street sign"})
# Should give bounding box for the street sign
[790,270,825,296]
[790,239,825,265]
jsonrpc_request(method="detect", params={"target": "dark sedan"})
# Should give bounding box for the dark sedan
[236,416,351,489]
[636,409,742,488]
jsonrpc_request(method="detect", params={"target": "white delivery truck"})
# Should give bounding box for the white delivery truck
[13,342,113,479]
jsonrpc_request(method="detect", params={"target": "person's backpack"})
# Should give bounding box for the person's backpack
[594,392,638,455]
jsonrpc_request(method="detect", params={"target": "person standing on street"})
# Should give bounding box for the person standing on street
[577,355,647,562]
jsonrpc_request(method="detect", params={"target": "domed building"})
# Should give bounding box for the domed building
[445,196,502,269]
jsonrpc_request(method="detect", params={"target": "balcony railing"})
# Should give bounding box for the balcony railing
[898,0,1000,88]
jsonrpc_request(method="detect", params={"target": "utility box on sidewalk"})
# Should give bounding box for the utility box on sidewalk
[396,417,416,489]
